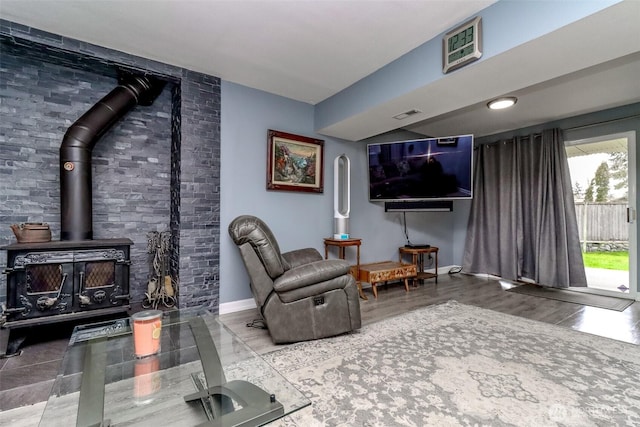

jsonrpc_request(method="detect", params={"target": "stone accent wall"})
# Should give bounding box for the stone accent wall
[176,71,221,310]
[0,39,172,303]
[0,20,220,311]
[169,85,183,302]
[584,242,629,252]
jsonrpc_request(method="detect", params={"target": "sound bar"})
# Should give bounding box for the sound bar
[385,200,453,212]
[405,244,430,249]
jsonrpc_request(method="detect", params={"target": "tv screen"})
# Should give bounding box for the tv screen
[368,134,473,202]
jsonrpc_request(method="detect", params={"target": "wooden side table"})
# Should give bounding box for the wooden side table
[323,238,367,300]
[399,246,439,284]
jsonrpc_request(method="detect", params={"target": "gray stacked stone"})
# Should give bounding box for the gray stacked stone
[584,242,630,252]
[0,20,221,312]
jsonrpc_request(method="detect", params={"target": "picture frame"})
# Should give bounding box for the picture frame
[267,130,324,193]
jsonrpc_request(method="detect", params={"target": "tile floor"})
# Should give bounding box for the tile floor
[0,306,148,412]
[0,323,72,411]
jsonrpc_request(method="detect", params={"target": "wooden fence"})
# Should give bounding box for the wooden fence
[574,202,628,242]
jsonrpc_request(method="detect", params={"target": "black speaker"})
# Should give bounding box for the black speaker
[384,200,453,212]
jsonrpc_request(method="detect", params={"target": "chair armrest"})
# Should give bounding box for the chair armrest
[281,248,323,269]
[273,259,350,293]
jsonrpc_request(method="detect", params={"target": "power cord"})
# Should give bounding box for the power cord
[402,212,412,246]
[426,253,435,266]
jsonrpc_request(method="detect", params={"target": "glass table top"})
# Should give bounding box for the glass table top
[39,309,309,426]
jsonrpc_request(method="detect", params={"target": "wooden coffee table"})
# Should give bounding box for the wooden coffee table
[358,261,417,299]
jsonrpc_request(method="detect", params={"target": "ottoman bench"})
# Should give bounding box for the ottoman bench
[358,261,417,299]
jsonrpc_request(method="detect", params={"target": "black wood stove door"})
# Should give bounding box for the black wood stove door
[4,247,130,322]
[74,248,130,310]
[8,251,75,320]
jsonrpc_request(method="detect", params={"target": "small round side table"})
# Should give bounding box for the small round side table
[323,238,367,300]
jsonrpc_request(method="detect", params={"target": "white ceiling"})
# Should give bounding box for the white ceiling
[1,0,639,140]
[0,0,496,104]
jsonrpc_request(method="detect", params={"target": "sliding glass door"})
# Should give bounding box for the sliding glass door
[565,132,637,299]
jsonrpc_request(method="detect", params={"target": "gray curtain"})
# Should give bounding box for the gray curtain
[463,128,587,288]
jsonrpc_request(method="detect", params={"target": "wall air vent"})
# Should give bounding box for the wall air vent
[392,109,422,120]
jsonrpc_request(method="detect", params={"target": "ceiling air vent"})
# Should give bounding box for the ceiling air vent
[392,109,422,120]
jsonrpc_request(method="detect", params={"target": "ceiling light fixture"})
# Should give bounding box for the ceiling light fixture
[487,97,517,110]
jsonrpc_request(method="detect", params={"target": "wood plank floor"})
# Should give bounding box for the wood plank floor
[1,273,638,425]
[219,273,640,355]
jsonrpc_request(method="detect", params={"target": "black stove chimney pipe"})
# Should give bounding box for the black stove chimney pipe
[60,74,165,241]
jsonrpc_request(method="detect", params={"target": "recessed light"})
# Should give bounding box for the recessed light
[487,97,517,110]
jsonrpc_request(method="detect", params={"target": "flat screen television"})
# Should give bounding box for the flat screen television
[368,134,473,202]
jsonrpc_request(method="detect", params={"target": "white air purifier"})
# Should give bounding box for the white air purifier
[333,154,350,239]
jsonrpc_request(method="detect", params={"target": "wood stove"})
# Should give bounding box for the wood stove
[1,239,132,356]
[0,74,165,357]
[3,239,131,320]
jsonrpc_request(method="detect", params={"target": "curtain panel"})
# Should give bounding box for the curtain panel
[463,128,587,288]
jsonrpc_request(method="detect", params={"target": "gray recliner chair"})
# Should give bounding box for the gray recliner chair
[228,215,361,344]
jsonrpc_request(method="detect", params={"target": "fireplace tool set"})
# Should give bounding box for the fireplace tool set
[144,231,175,309]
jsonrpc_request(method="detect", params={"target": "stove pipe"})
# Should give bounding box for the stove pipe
[60,74,165,241]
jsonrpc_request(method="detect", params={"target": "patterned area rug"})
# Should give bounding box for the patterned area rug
[256,301,640,426]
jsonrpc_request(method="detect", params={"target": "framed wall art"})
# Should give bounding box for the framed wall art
[267,130,324,193]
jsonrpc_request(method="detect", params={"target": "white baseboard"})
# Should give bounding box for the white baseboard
[430,264,458,275]
[219,298,256,314]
